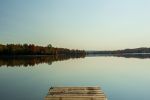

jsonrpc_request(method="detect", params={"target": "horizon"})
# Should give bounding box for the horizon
[1,43,150,51]
[1,0,150,50]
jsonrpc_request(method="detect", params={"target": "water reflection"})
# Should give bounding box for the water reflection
[0,54,85,67]
[87,53,150,59]
[1,53,150,67]
[114,53,150,59]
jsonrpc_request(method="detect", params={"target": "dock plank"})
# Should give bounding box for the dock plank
[45,87,107,100]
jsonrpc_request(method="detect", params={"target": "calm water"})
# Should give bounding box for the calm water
[0,56,150,100]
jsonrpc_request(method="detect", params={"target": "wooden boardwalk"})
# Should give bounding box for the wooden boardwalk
[45,87,107,100]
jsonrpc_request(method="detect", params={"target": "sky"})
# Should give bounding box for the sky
[0,0,150,50]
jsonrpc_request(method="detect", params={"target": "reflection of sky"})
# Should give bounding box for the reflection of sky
[1,0,150,50]
[0,57,150,100]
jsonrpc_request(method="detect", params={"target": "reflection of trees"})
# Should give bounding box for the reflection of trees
[0,44,86,67]
[114,54,150,59]
[86,53,150,59]
[0,54,85,67]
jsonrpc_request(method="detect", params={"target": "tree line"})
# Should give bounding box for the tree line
[114,48,150,54]
[87,47,150,54]
[0,44,86,56]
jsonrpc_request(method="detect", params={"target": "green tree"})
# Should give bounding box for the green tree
[47,44,52,48]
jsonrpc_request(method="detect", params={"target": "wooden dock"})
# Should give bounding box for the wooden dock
[45,87,107,100]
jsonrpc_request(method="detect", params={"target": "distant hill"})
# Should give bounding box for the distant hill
[87,47,150,54]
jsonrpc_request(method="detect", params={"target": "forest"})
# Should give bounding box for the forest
[87,47,150,54]
[0,44,86,56]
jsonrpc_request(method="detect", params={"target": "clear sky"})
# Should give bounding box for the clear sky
[0,0,150,50]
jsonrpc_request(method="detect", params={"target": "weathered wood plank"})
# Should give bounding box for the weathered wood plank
[45,87,107,100]
[50,87,100,90]
[46,94,106,97]
[45,97,105,100]
[48,91,103,94]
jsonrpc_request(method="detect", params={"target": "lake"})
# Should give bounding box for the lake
[0,55,150,100]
